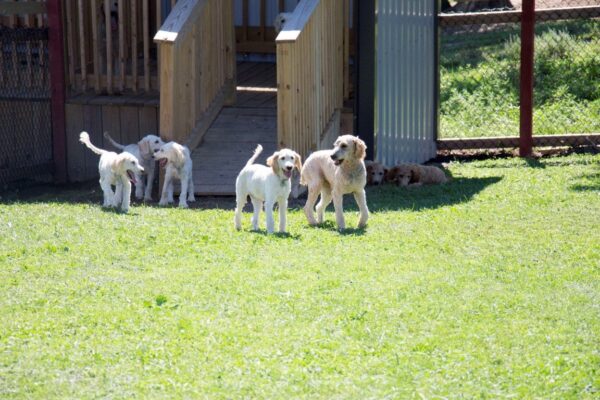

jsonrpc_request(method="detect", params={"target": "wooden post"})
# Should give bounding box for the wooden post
[520,0,535,157]
[355,0,375,160]
[48,0,67,183]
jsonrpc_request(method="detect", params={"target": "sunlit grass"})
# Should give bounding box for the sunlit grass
[1,154,599,398]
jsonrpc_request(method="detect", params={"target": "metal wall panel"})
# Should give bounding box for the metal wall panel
[376,0,437,165]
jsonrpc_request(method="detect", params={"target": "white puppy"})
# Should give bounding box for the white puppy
[234,144,302,234]
[103,132,164,201]
[79,131,144,213]
[153,141,195,208]
[301,135,369,230]
[273,12,292,34]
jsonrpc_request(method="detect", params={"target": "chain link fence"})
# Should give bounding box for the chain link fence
[0,27,53,189]
[438,0,600,151]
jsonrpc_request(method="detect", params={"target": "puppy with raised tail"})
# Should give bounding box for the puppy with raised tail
[103,132,164,201]
[234,144,302,234]
[152,142,195,208]
[301,135,369,231]
[79,131,144,213]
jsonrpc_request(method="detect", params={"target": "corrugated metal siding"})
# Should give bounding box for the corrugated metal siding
[376,0,437,165]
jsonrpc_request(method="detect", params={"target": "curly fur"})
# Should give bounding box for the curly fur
[234,145,302,233]
[103,132,164,201]
[301,135,369,230]
[79,131,144,213]
[153,141,195,208]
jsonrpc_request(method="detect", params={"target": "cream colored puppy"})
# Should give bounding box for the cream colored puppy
[79,131,144,213]
[234,144,302,234]
[301,135,369,230]
[153,141,195,208]
[103,132,164,200]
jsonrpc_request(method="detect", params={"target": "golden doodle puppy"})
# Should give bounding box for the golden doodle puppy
[386,163,448,187]
[301,135,369,231]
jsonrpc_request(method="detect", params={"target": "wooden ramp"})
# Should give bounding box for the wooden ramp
[192,62,278,195]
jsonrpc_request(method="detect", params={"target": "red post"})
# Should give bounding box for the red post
[47,0,68,183]
[519,0,535,157]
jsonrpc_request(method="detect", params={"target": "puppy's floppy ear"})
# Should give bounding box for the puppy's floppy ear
[293,152,303,171]
[138,139,150,157]
[353,137,367,160]
[267,151,280,174]
[410,165,421,183]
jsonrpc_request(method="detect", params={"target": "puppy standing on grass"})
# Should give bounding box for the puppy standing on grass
[103,132,164,201]
[301,135,369,231]
[234,144,302,234]
[153,142,195,208]
[79,131,144,213]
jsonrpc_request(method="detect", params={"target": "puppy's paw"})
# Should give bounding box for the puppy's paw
[178,202,189,209]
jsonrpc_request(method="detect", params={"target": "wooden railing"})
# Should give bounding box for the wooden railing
[276,0,348,159]
[62,0,173,95]
[154,0,235,145]
[0,0,46,28]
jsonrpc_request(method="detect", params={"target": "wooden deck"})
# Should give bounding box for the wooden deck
[192,62,278,195]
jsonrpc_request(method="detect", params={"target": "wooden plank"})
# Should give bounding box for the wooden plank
[120,106,141,146]
[82,105,104,179]
[104,0,113,94]
[143,0,150,91]
[65,0,75,90]
[138,106,158,137]
[118,0,125,92]
[101,105,122,145]
[65,103,86,181]
[48,0,68,183]
[77,0,87,91]
[131,0,138,92]
[437,134,600,150]
[154,0,209,44]
[90,0,99,91]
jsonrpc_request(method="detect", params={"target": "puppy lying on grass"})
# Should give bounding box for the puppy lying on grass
[386,163,448,187]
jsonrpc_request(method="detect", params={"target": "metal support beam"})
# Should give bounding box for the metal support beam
[519,0,535,157]
[355,0,375,160]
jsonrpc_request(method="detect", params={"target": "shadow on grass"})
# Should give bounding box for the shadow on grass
[362,176,502,212]
[570,167,600,192]
[1,177,502,214]
[304,220,367,236]
[247,229,302,240]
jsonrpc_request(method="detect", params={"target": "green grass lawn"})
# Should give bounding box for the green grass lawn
[1,154,599,398]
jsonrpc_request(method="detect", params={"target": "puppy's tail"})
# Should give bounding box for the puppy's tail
[245,144,263,167]
[103,131,126,151]
[79,131,107,156]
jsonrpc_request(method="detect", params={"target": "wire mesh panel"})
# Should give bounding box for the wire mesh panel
[439,0,522,148]
[438,0,600,150]
[0,27,52,187]
[533,0,600,141]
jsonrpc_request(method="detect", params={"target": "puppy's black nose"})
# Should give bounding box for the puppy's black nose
[330,154,337,160]
[286,166,293,171]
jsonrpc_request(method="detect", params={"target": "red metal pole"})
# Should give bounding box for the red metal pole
[519,0,535,157]
[47,0,68,183]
